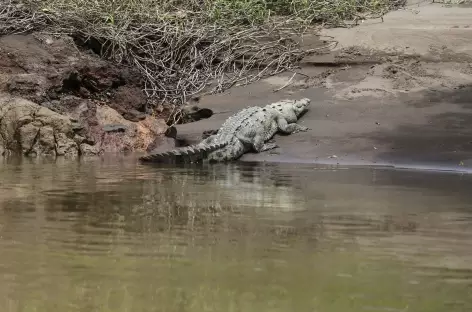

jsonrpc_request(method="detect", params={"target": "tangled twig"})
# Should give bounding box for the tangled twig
[0,0,403,108]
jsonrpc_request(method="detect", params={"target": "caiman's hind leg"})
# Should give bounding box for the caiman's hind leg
[197,134,217,147]
[236,133,277,153]
[252,135,278,153]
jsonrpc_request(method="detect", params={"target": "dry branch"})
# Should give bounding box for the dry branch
[0,0,403,108]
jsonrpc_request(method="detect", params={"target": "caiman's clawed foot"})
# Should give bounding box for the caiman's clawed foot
[260,143,278,152]
[293,125,310,133]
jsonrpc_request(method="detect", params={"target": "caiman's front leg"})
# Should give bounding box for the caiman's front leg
[276,117,309,134]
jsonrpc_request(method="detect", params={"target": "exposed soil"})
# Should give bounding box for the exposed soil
[0,32,175,156]
[169,3,472,171]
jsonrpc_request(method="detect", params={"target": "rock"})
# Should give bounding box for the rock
[122,110,146,122]
[182,106,213,121]
[41,100,62,114]
[0,33,147,117]
[71,122,84,131]
[109,85,147,122]
[69,103,167,154]
[56,132,79,156]
[35,106,74,135]
[96,105,130,125]
[79,143,99,156]
[0,96,37,152]
[135,116,169,151]
[0,94,78,157]
[42,96,84,115]
[73,134,85,143]
[6,73,49,103]
[19,123,40,154]
[34,126,56,156]
[0,33,171,158]
[102,124,128,133]
[165,126,177,139]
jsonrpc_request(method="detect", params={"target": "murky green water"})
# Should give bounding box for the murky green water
[0,157,471,312]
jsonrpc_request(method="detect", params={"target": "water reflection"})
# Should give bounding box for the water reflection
[0,157,471,311]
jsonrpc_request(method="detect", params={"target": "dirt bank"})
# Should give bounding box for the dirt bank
[1,2,471,171]
[170,3,472,171]
[0,33,170,157]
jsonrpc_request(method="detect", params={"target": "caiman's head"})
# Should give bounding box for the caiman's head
[266,98,311,122]
[292,98,310,117]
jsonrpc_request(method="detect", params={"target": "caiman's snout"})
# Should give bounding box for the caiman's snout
[300,98,311,107]
[295,98,311,115]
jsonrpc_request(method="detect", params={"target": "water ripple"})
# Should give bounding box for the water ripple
[0,158,472,310]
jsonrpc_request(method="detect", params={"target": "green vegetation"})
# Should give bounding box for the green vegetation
[207,0,395,26]
[0,0,403,106]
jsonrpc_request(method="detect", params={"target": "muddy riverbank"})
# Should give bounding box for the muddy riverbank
[1,2,471,172]
[171,3,472,171]
[0,32,171,157]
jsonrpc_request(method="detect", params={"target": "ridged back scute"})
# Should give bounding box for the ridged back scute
[217,106,262,141]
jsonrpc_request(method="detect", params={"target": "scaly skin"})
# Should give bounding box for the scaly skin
[139,98,311,164]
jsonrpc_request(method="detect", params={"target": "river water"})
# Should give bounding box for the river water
[0,157,471,312]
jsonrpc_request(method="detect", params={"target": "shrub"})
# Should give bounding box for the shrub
[0,0,402,107]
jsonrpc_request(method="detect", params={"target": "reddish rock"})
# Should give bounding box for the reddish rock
[0,94,78,157]
[0,32,170,157]
[109,86,147,122]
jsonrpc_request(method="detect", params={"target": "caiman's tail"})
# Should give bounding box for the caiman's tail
[139,141,227,164]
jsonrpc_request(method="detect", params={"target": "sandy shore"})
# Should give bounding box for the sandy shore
[172,2,472,171]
